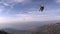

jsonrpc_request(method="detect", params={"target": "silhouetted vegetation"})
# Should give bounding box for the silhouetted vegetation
[0,30,9,34]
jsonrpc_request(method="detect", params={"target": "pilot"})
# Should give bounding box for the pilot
[39,5,44,12]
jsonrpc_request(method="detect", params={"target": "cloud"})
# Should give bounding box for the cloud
[0,5,6,14]
[1,0,30,4]
[0,9,3,13]
[0,0,31,9]
[0,0,60,23]
[0,13,60,23]
[54,0,60,3]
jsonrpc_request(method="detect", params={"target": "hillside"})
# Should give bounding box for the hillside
[1,23,60,34]
[31,23,60,34]
[2,28,31,34]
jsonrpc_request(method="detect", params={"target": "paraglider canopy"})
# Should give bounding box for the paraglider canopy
[39,5,44,12]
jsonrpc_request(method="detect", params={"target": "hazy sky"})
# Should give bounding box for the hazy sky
[0,0,60,23]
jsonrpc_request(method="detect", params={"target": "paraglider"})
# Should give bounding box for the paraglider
[39,5,44,12]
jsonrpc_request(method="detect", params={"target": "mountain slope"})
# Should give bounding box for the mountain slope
[31,23,60,34]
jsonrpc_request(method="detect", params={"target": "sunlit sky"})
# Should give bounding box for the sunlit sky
[0,0,60,23]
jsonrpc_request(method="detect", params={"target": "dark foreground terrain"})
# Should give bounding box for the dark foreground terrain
[0,31,9,34]
[0,23,60,34]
